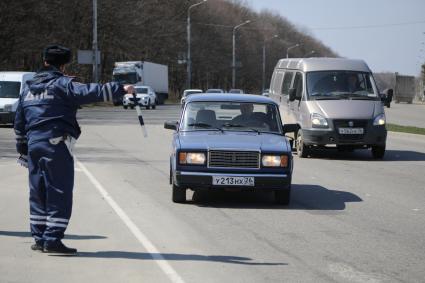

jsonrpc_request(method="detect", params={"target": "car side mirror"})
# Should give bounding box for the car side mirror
[289,88,297,101]
[282,123,298,134]
[164,121,178,130]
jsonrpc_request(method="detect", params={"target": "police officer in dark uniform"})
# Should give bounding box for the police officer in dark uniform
[14,45,134,254]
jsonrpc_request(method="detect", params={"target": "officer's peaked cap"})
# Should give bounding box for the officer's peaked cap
[43,45,71,66]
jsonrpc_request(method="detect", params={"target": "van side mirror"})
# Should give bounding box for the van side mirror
[282,123,298,134]
[381,88,393,108]
[289,88,297,101]
[164,121,179,130]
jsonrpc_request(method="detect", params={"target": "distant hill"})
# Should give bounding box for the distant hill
[0,0,336,95]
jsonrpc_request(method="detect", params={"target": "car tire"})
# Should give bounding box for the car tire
[152,101,156,109]
[296,130,310,158]
[130,105,135,109]
[274,188,291,205]
[146,103,151,110]
[123,105,128,109]
[172,184,186,203]
[371,145,385,159]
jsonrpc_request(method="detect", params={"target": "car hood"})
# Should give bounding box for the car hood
[178,131,290,153]
[311,100,380,119]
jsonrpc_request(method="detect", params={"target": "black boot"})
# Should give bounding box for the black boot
[43,241,77,254]
[31,241,44,252]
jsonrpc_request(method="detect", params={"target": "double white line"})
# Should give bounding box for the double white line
[76,159,185,283]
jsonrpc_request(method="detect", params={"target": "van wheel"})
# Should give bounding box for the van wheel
[372,145,385,159]
[274,188,291,205]
[172,184,186,203]
[123,105,128,109]
[296,130,310,158]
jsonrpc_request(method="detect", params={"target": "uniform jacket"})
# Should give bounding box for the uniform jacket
[14,66,125,143]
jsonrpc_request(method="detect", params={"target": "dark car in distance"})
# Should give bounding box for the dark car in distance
[164,93,297,204]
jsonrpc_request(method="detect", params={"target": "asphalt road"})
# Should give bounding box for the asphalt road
[385,102,425,128]
[1,104,425,283]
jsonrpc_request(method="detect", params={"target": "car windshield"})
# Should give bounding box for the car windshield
[184,91,202,97]
[113,73,138,84]
[136,88,148,94]
[181,101,282,134]
[206,89,222,93]
[0,81,21,98]
[306,71,379,100]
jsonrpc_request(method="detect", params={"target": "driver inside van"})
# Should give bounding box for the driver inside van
[346,74,363,93]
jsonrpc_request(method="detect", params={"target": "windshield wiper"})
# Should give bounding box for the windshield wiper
[312,96,341,100]
[221,122,244,128]
[188,122,223,132]
[221,122,261,134]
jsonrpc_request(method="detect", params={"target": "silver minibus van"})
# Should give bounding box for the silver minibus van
[269,58,388,159]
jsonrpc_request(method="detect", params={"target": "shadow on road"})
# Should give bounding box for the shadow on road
[192,184,362,210]
[0,230,107,240]
[67,251,287,266]
[302,148,425,162]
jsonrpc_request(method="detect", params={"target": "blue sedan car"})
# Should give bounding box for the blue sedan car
[164,93,296,204]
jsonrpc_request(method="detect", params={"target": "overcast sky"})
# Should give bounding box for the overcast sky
[248,0,425,76]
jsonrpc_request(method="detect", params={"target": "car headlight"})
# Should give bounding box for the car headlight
[3,104,13,112]
[311,113,328,128]
[262,155,289,167]
[373,113,386,126]
[179,152,206,165]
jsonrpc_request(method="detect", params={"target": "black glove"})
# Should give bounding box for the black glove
[16,137,28,155]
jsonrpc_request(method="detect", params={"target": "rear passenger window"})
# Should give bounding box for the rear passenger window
[271,70,284,95]
[281,72,294,96]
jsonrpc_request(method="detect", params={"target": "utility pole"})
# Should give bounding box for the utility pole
[232,20,251,89]
[187,0,207,89]
[92,0,99,82]
[262,35,278,93]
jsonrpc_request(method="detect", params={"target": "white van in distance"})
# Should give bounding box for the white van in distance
[0,72,35,125]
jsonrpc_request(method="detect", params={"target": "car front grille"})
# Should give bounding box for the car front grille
[208,150,260,169]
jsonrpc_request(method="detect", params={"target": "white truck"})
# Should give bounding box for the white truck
[112,61,169,104]
[394,74,415,104]
[0,71,35,125]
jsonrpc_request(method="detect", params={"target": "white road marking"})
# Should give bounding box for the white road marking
[76,159,185,283]
[412,208,421,211]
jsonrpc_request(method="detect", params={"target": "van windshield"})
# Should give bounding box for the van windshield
[306,71,379,100]
[0,81,21,98]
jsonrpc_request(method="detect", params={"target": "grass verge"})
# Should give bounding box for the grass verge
[387,123,425,135]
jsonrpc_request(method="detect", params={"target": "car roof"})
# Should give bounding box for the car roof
[0,71,35,81]
[276,57,371,73]
[185,93,278,105]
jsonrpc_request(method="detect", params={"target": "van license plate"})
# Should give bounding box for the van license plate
[212,176,255,186]
[338,128,364,134]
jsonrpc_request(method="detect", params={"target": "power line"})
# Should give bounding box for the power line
[311,20,425,31]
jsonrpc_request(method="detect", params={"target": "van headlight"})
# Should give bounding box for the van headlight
[311,113,328,128]
[262,155,289,167]
[3,104,13,112]
[373,113,386,126]
[179,152,206,165]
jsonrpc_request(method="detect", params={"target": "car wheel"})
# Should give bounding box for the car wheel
[296,130,310,158]
[274,188,291,205]
[123,105,128,109]
[152,101,156,109]
[146,103,151,110]
[130,105,135,109]
[172,184,186,203]
[371,145,385,159]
